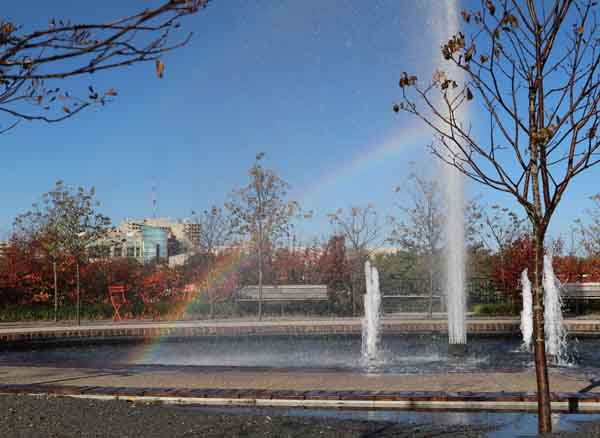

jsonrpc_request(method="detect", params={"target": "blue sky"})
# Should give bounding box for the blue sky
[1,0,598,242]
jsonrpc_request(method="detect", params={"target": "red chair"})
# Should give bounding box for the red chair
[108,285,128,321]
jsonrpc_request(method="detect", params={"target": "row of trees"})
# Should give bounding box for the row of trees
[0,153,299,321]
[3,157,600,321]
[0,229,354,318]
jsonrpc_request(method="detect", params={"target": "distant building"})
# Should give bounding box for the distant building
[123,217,196,250]
[99,220,169,264]
[140,224,168,262]
[182,221,201,247]
[97,216,245,265]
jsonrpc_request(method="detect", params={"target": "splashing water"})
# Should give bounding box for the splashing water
[543,254,569,365]
[445,161,467,347]
[437,0,467,346]
[520,269,533,351]
[362,260,383,368]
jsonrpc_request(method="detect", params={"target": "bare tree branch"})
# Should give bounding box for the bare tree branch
[0,1,209,132]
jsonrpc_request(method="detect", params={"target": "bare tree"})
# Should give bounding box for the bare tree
[327,205,381,316]
[226,153,299,320]
[469,202,527,251]
[575,194,600,257]
[393,0,600,431]
[388,168,444,317]
[468,201,528,298]
[191,205,234,317]
[0,1,208,133]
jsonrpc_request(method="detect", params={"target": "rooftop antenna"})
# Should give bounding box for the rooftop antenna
[151,182,158,219]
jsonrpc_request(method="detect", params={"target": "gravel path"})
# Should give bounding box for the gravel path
[4,394,600,437]
[0,394,490,438]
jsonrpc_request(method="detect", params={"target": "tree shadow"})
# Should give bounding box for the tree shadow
[578,378,600,394]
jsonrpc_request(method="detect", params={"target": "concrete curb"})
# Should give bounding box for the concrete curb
[4,319,600,346]
[1,384,598,413]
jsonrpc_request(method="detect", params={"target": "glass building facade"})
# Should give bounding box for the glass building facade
[140,225,168,263]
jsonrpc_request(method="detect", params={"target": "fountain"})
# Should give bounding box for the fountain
[361,260,383,368]
[543,254,569,364]
[445,158,467,355]
[436,0,467,354]
[520,269,533,351]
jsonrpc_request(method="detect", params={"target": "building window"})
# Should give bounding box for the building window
[127,247,135,257]
[135,246,141,257]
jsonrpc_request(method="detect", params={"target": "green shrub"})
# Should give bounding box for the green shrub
[0,303,114,322]
[584,301,600,314]
[183,298,246,318]
[472,303,519,316]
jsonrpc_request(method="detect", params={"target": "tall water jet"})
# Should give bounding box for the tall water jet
[520,269,533,351]
[445,165,467,352]
[432,0,467,351]
[543,254,568,364]
[362,260,382,368]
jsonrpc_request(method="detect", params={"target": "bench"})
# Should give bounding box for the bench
[562,283,600,314]
[237,285,329,315]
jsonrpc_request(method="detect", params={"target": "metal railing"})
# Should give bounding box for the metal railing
[380,277,505,312]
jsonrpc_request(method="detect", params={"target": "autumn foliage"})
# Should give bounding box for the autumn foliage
[490,234,600,303]
[489,235,534,303]
[0,235,240,317]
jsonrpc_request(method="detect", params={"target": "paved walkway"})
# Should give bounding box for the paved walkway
[0,364,597,394]
[1,364,599,412]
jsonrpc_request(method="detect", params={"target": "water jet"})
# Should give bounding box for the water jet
[361,260,383,368]
[520,269,533,351]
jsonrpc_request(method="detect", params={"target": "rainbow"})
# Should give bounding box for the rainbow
[126,247,249,364]
[299,120,433,202]
[128,121,434,363]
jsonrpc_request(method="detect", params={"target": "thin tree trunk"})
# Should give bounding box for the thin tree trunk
[352,264,360,317]
[53,259,58,323]
[428,254,434,318]
[76,261,81,326]
[258,241,263,321]
[529,39,552,430]
[351,274,356,317]
[499,253,508,304]
[208,257,214,319]
[532,225,551,432]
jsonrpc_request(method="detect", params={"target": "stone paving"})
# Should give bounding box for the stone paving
[0,365,597,394]
[0,365,599,412]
